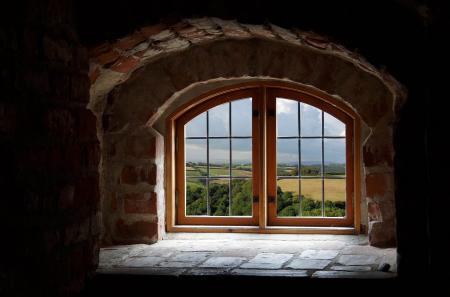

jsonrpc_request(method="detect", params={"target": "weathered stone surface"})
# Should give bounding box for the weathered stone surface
[184,268,230,276]
[98,234,397,279]
[199,257,247,268]
[299,250,339,260]
[133,248,174,258]
[312,270,395,279]
[122,256,165,267]
[330,265,372,272]
[123,192,156,214]
[97,267,185,276]
[231,269,309,277]
[171,252,212,262]
[337,255,379,266]
[115,219,158,243]
[240,253,293,269]
[99,245,148,267]
[286,259,331,270]
[157,261,199,268]
[341,245,396,257]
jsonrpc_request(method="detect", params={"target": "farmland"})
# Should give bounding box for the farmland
[185,162,346,217]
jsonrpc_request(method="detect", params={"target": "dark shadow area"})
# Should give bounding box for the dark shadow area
[1,0,448,296]
[74,0,447,280]
[81,273,404,296]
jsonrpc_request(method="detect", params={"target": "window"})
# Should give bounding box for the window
[170,84,359,230]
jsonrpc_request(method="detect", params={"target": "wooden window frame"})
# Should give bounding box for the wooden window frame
[266,88,354,227]
[166,82,361,234]
[175,88,262,226]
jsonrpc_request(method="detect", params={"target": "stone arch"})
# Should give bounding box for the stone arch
[88,18,406,247]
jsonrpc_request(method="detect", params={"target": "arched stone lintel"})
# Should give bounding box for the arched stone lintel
[88,19,406,133]
[88,18,406,247]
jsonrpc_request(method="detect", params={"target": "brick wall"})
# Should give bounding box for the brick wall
[0,1,100,296]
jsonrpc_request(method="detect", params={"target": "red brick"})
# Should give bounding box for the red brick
[110,192,118,211]
[140,24,167,38]
[303,34,329,49]
[114,32,146,51]
[139,163,157,185]
[110,56,139,73]
[89,66,100,84]
[96,49,120,66]
[366,173,390,197]
[121,166,138,184]
[363,145,393,167]
[115,219,158,239]
[123,192,157,214]
[368,201,381,221]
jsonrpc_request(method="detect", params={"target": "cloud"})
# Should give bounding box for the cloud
[185,98,346,164]
[277,98,296,114]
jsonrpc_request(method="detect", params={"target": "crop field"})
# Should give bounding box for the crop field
[277,178,345,202]
[186,165,252,177]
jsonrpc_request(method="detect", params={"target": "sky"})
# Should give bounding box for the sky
[185,98,346,165]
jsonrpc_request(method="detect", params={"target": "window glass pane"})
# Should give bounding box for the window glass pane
[300,138,322,177]
[231,98,252,137]
[300,103,322,137]
[277,178,300,217]
[324,178,346,217]
[324,112,345,137]
[185,112,206,137]
[324,139,346,177]
[209,102,229,137]
[277,98,298,137]
[277,139,299,176]
[232,139,252,177]
[186,139,207,176]
[300,178,323,217]
[186,178,207,216]
[209,179,230,216]
[209,139,230,176]
[231,178,252,216]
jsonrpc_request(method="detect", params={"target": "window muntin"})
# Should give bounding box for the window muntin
[175,86,355,228]
[275,98,346,218]
[184,98,253,217]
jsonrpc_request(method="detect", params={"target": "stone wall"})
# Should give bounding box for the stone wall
[0,1,100,296]
[88,18,406,247]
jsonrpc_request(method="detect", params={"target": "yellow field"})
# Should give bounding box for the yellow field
[277,178,345,202]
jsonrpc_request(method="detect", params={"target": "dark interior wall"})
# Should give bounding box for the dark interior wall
[0,0,447,295]
[75,0,446,278]
[0,1,100,296]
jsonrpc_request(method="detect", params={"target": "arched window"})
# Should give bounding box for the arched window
[168,84,360,232]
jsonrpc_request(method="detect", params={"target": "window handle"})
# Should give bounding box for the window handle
[268,196,276,203]
[253,196,259,203]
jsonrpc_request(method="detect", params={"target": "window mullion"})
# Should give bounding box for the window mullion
[206,110,210,216]
[298,101,302,217]
[229,102,232,216]
[321,110,325,217]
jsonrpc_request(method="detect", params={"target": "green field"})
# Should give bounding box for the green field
[185,163,346,217]
[186,163,252,177]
